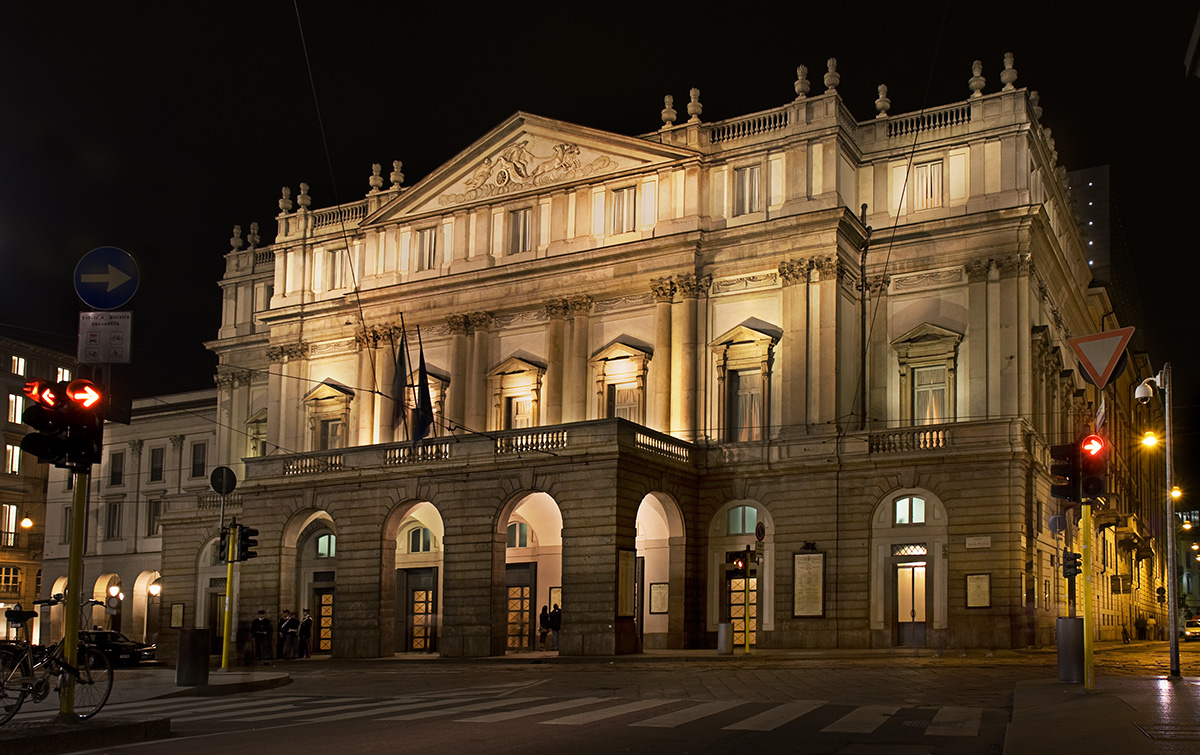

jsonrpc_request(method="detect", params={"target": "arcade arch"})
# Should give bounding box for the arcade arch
[499,492,562,651]
[869,489,949,648]
[389,501,444,653]
[634,492,685,649]
[708,500,775,645]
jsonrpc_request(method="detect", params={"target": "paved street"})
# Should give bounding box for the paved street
[3,641,1198,754]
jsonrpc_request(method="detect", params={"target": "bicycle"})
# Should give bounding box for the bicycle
[1,595,114,725]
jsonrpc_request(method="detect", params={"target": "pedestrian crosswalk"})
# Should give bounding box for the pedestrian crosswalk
[16,692,988,739]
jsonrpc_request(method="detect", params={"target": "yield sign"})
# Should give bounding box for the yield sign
[1068,327,1135,390]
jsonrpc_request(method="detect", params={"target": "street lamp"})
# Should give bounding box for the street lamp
[19,514,32,529]
[1137,363,1181,680]
[145,582,162,642]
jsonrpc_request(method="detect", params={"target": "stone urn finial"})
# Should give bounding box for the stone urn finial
[368,163,384,192]
[247,222,260,250]
[968,60,986,98]
[824,58,840,94]
[1000,52,1018,91]
[661,95,677,128]
[875,84,891,118]
[230,225,244,251]
[279,186,294,214]
[686,88,702,123]
[1029,90,1042,119]
[794,65,810,101]
[297,182,311,209]
[390,160,405,188]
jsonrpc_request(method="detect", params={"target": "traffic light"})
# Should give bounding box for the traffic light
[19,379,70,466]
[1050,441,1080,502]
[1157,586,1166,604]
[727,549,747,579]
[1062,548,1082,579]
[237,525,259,561]
[217,526,230,564]
[1079,434,1107,500]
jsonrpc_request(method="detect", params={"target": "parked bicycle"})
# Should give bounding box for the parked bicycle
[1,594,113,725]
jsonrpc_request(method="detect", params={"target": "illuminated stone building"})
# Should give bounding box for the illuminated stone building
[158,56,1166,658]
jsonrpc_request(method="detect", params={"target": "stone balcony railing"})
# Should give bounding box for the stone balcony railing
[0,531,44,552]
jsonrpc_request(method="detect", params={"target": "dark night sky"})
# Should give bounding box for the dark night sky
[3,3,1199,483]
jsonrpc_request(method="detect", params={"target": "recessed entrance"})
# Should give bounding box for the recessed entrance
[895,560,926,647]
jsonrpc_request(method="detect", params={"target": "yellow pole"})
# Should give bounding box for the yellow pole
[1081,503,1095,691]
[220,523,237,670]
[59,470,89,717]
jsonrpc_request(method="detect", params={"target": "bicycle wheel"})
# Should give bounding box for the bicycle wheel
[71,648,112,719]
[0,648,27,726]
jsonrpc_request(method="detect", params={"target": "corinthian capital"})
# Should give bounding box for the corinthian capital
[544,298,569,319]
[650,278,676,302]
[446,314,471,335]
[676,274,711,298]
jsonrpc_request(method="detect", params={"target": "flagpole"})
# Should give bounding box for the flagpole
[394,314,411,443]
[415,325,434,445]
[399,313,416,442]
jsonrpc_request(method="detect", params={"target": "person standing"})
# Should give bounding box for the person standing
[299,608,313,658]
[276,609,289,658]
[281,610,299,659]
[549,603,562,651]
[251,610,273,661]
[538,605,550,650]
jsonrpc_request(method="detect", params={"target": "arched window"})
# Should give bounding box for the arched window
[316,533,336,558]
[408,527,433,553]
[506,522,528,548]
[727,505,758,535]
[894,496,926,525]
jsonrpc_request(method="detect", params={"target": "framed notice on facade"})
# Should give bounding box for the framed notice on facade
[649,582,669,614]
[549,587,562,609]
[170,603,185,628]
[793,551,825,617]
[618,549,636,616]
[966,573,991,608]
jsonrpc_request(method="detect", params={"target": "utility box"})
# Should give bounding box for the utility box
[1056,617,1083,683]
[716,623,733,655]
[176,628,211,687]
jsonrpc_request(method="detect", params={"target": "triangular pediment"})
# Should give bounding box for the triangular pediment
[892,322,962,346]
[711,321,780,347]
[487,354,547,377]
[302,379,355,403]
[364,112,699,224]
[592,337,653,362]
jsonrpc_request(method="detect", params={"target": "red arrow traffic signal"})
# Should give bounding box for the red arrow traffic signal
[66,379,102,408]
[1082,434,1105,457]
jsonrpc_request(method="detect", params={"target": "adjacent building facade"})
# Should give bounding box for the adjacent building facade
[156,57,1170,659]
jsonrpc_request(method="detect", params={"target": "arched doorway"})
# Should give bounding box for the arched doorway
[869,490,949,648]
[635,492,686,649]
[91,573,122,633]
[708,501,774,648]
[195,536,229,653]
[131,570,161,642]
[295,515,337,655]
[392,501,444,653]
[500,492,562,652]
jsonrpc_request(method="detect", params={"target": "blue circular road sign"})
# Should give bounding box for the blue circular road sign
[74,246,139,310]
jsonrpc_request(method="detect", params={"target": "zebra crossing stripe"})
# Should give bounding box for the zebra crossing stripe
[318,697,477,722]
[542,699,677,725]
[459,697,614,723]
[820,704,900,734]
[236,698,384,722]
[630,701,743,728]
[382,696,547,721]
[172,704,300,723]
[723,700,828,731]
[141,696,311,718]
[926,706,983,737]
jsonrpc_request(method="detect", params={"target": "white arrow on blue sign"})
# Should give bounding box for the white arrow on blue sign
[74,246,139,310]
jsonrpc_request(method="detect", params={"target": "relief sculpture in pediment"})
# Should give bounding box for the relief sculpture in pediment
[439,140,617,205]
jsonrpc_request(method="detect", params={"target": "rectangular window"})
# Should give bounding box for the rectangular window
[326,250,345,290]
[8,393,23,424]
[5,445,19,475]
[149,447,164,482]
[913,365,946,425]
[509,208,532,254]
[57,366,71,383]
[147,499,162,537]
[105,501,121,539]
[1,503,16,546]
[109,451,125,486]
[319,418,344,450]
[606,383,639,421]
[734,165,761,216]
[912,161,943,211]
[727,370,763,442]
[415,228,437,272]
[254,281,274,311]
[11,356,26,376]
[506,395,534,429]
[62,507,72,543]
[0,567,20,596]
[191,442,207,478]
[612,186,636,233]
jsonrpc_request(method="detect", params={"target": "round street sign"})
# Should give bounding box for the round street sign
[74,246,139,310]
[210,466,237,496]
[755,522,766,542]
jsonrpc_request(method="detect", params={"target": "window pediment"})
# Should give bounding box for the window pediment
[487,355,547,379]
[303,379,355,404]
[710,322,779,370]
[892,323,962,358]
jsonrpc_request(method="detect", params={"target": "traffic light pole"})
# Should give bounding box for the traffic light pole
[58,469,89,718]
[220,523,237,671]
[1081,503,1095,692]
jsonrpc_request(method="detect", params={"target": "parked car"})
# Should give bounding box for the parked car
[1183,619,1200,642]
[79,630,156,665]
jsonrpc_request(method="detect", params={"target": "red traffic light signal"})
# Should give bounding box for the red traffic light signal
[22,378,63,408]
[1080,433,1107,499]
[19,378,105,470]
[66,379,102,408]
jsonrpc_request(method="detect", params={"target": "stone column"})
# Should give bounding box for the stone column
[544,300,568,425]
[672,274,708,441]
[1016,255,1032,420]
[354,329,379,446]
[446,315,470,429]
[650,279,675,433]
[778,260,809,431]
[965,259,991,422]
[997,256,1021,420]
[266,347,284,454]
[866,275,890,430]
[565,296,592,423]
[812,258,839,426]
[376,330,397,445]
[467,312,493,430]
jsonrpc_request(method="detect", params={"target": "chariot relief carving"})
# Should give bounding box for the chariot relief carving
[439,139,618,205]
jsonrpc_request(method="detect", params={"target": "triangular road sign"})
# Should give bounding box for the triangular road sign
[1068,327,1135,390]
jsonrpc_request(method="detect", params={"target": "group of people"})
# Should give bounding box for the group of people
[538,603,562,651]
[251,608,313,661]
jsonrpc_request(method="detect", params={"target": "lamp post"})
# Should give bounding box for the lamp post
[145,582,162,642]
[1138,363,1181,680]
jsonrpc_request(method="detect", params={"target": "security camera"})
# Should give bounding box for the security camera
[1135,380,1154,405]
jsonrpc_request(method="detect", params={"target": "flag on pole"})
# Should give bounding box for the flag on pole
[391,328,408,429]
[414,326,434,442]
